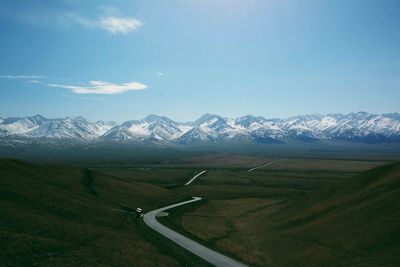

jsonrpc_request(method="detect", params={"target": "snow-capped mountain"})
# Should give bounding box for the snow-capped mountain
[0,112,400,144]
[102,115,190,141]
[280,112,400,142]
[0,115,50,136]
[178,114,234,143]
[26,116,106,140]
[94,120,117,135]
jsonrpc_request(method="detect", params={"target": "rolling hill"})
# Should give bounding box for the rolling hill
[261,162,400,266]
[0,159,193,266]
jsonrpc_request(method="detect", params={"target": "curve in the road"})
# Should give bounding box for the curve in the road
[143,197,248,267]
[248,159,286,172]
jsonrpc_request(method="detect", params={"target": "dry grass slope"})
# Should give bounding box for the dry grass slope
[0,159,188,266]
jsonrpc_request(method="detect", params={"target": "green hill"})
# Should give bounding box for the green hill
[263,162,400,266]
[0,158,186,266]
[1,157,398,266]
[160,161,400,266]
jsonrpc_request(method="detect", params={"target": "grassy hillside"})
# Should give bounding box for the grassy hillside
[162,161,400,267]
[1,156,397,266]
[262,162,400,267]
[0,159,207,266]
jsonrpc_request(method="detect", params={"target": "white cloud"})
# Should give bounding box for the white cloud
[28,80,41,83]
[48,80,147,95]
[156,72,164,76]
[65,13,141,34]
[100,17,141,34]
[0,75,46,79]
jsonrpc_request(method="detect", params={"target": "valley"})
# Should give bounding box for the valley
[1,152,399,266]
[2,1,399,266]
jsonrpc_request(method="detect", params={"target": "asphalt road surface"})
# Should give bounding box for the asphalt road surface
[184,170,207,186]
[143,197,248,267]
[248,159,286,172]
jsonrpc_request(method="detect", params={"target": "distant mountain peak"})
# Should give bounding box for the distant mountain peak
[195,113,222,125]
[143,114,173,123]
[1,112,399,144]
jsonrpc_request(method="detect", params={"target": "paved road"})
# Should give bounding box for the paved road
[143,197,248,267]
[184,170,207,186]
[248,159,286,172]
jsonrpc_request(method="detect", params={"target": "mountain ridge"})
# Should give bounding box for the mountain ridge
[1,112,400,144]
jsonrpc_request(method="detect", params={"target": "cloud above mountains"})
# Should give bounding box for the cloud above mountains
[100,17,141,34]
[0,75,46,79]
[48,80,147,94]
[65,13,141,34]
[1,74,147,95]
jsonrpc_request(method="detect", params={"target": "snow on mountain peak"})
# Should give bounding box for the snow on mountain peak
[1,112,399,143]
[0,115,50,135]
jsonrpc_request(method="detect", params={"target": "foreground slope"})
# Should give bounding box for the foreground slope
[165,162,400,267]
[262,162,400,266]
[0,159,185,266]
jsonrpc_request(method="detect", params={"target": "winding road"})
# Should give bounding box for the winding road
[184,170,207,186]
[248,159,286,172]
[143,197,248,267]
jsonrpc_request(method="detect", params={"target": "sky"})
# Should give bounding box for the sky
[0,0,399,122]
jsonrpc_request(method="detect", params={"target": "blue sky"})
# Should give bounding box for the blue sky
[0,0,399,122]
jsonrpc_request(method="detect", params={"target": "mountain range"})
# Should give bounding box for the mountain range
[1,112,400,144]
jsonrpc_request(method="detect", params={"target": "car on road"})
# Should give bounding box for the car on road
[135,207,143,218]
